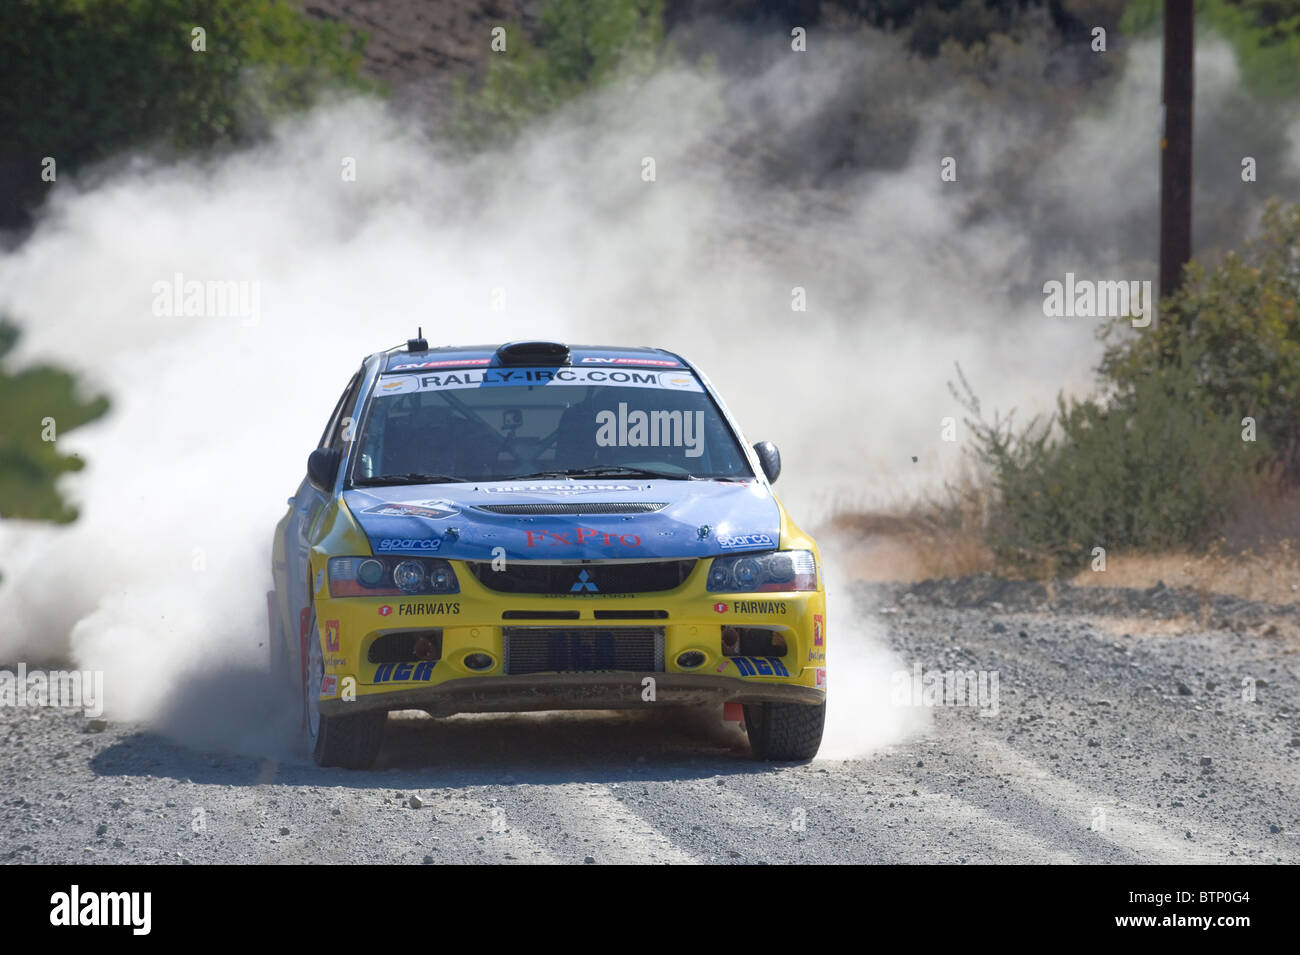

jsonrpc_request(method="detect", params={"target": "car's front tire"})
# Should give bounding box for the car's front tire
[303,609,386,769]
[743,699,826,761]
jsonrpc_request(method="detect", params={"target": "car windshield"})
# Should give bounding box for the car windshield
[349,366,755,484]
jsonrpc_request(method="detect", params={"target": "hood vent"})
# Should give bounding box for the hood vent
[475,502,666,515]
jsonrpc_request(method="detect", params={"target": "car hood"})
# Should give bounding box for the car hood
[343,479,781,561]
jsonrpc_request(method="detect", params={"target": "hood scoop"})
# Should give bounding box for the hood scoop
[474,502,667,515]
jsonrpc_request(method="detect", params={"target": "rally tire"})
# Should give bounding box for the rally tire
[743,699,826,761]
[313,708,387,770]
[303,608,386,769]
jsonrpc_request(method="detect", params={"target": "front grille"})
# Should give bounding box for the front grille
[475,502,666,515]
[466,559,696,595]
[503,626,665,675]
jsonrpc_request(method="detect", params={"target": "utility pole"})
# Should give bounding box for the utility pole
[1159,0,1194,301]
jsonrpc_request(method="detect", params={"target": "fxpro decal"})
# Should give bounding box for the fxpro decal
[717,533,775,549]
[362,500,458,520]
[373,661,436,683]
[524,528,642,548]
[375,537,441,552]
[375,368,704,394]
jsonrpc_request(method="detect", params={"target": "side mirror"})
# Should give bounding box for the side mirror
[307,448,341,492]
[752,440,781,484]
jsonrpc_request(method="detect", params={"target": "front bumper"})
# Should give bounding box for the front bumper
[318,671,825,717]
[309,557,828,717]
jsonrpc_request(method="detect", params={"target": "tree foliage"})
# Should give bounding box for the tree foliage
[0,321,110,524]
[0,0,370,223]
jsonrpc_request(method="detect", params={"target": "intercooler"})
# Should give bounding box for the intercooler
[502,626,665,675]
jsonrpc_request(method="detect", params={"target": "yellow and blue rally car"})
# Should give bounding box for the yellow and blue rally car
[268,338,827,768]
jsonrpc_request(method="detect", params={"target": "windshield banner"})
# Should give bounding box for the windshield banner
[376,367,704,395]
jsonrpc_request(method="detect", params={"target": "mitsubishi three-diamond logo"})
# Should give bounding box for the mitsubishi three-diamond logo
[570,569,598,592]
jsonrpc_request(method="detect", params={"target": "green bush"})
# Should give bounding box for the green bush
[0,321,110,524]
[955,200,1299,570]
[1100,200,1300,481]
[955,354,1265,570]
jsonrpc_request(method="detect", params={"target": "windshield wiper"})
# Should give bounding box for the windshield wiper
[506,466,695,481]
[352,472,463,486]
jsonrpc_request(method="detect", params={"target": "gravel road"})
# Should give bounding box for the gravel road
[3,578,1297,864]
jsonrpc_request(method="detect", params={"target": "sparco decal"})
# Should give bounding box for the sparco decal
[397,602,460,615]
[524,528,642,547]
[375,537,441,552]
[717,533,775,548]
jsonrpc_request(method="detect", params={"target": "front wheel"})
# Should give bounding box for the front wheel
[303,609,386,769]
[743,699,826,761]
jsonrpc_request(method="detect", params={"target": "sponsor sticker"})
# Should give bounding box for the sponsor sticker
[390,359,492,370]
[728,656,790,677]
[373,661,436,683]
[363,500,458,520]
[717,533,775,549]
[376,368,704,394]
[730,599,787,615]
[579,357,681,367]
[479,483,645,495]
[713,602,728,614]
[324,619,340,652]
[396,601,460,616]
[320,674,338,698]
[524,528,641,548]
[378,605,393,617]
[375,537,441,552]
[814,613,824,646]
[815,668,827,688]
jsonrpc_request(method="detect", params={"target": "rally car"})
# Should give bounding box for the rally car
[268,337,827,768]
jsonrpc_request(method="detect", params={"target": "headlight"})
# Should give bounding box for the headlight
[707,550,817,592]
[328,556,459,597]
